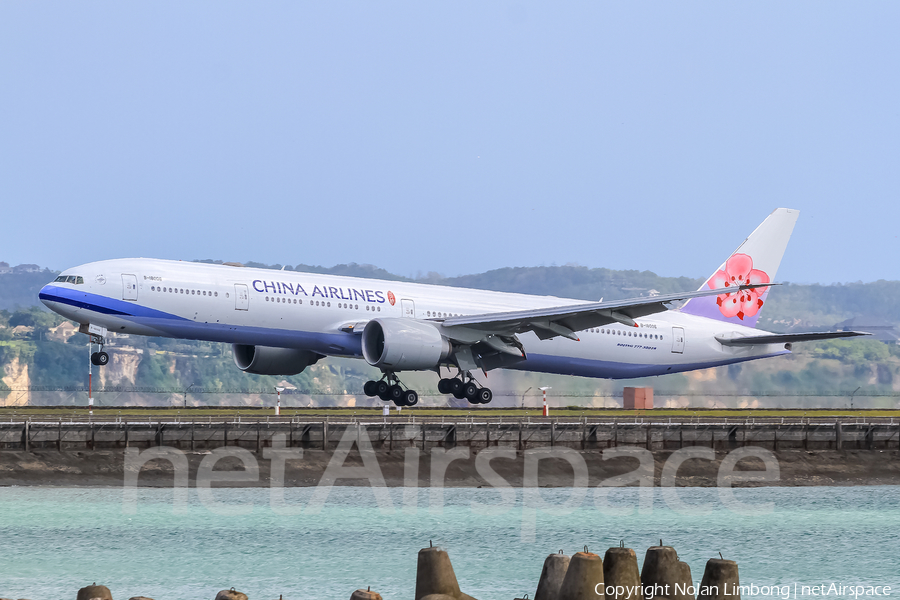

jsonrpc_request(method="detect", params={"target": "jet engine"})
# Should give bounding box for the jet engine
[361,318,451,370]
[232,344,321,376]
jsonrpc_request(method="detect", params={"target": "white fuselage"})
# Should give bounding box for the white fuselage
[40,258,789,379]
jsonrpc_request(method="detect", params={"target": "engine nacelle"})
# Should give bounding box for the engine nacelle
[362,318,451,370]
[232,344,321,376]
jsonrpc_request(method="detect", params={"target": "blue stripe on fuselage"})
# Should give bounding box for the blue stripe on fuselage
[39,285,190,321]
[40,285,363,355]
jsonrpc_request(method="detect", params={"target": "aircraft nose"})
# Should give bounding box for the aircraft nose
[39,284,52,308]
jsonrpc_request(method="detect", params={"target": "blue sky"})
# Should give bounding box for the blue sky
[1,2,897,284]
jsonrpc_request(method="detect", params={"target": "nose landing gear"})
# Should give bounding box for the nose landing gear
[88,330,109,366]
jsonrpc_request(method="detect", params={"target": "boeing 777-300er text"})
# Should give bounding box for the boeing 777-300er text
[40,208,866,406]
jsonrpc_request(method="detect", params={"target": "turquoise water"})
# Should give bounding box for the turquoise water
[1,486,898,599]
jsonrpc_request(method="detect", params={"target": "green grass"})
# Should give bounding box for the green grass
[1,406,899,418]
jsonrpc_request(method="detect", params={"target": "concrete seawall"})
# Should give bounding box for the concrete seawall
[2,416,899,453]
[1,416,898,487]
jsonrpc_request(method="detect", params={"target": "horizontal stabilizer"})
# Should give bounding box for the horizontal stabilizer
[716,331,871,346]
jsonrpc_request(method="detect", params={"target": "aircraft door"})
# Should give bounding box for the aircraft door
[401,299,415,318]
[235,284,249,311]
[122,274,138,301]
[671,327,685,353]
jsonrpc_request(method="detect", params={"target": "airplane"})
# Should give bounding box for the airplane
[39,208,866,406]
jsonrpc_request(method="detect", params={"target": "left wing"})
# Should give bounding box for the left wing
[440,284,769,342]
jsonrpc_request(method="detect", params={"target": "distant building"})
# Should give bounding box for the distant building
[11,325,35,338]
[12,263,41,274]
[46,321,79,343]
[834,316,900,344]
[0,262,9,275]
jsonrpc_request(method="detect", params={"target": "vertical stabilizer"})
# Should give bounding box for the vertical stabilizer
[681,208,799,327]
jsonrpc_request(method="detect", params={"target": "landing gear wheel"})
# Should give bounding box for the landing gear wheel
[376,380,391,401]
[476,388,493,404]
[402,390,419,406]
[364,380,378,397]
[450,378,466,399]
[91,352,109,366]
[438,378,452,394]
[463,381,479,402]
[388,384,404,404]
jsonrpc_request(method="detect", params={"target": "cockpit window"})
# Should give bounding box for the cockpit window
[54,275,84,284]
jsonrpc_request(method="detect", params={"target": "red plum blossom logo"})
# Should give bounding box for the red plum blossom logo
[708,254,770,320]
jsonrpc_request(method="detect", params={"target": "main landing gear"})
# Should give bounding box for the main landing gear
[363,372,419,407]
[364,370,493,407]
[438,372,493,404]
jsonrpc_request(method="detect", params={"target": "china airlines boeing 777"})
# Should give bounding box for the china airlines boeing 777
[40,208,864,406]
